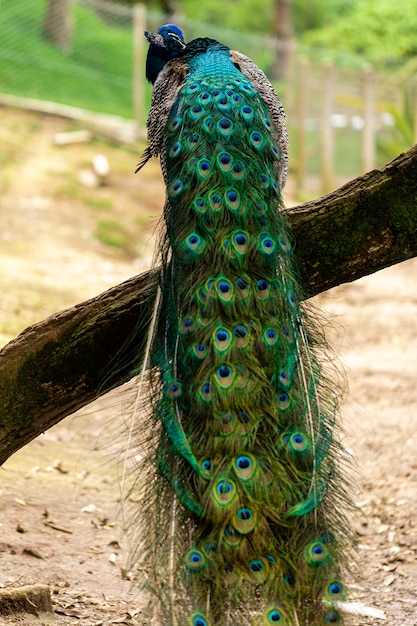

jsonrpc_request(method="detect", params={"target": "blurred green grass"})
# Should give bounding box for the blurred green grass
[0,1,152,119]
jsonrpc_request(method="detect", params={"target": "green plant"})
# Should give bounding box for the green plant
[94,219,130,249]
[377,86,417,163]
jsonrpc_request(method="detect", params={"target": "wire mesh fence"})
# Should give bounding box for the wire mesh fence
[1,0,416,194]
[0,0,136,118]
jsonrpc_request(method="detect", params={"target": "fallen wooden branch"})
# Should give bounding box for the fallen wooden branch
[1,144,417,465]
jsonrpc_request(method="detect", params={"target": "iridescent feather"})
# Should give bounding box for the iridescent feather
[133,32,352,626]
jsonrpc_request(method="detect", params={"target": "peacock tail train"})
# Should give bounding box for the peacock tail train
[132,29,352,626]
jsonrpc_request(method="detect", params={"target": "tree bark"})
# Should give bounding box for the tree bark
[1,144,417,465]
[43,0,73,52]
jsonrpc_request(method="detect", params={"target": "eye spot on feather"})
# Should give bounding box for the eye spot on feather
[216,278,233,302]
[236,455,251,469]
[305,541,329,567]
[214,364,236,388]
[235,277,248,290]
[234,232,247,246]
[323,612,341,623]
[247,558,269,583]
[231,162,245,180]
[166,381,182,399]
[168,179,183,197]
[237,507,252,520]
[287,291,298,311]
[259,233,276,255]
[263,327,278,346]
[235,277,250,299]
[217,152,232,171]
[217,117,233,136]
[326,581,345,601]
[233,452,256,478]
[277,392,290,410]
[197,159,212,178]
[218,364,232,377]
[233,325,250,346]
[213,479,237,506]
[180,316,195,334]
[169,141,182,158]
[278,369,292,389]
[219,281,231,293]
[225,189,242,213]
[255,278,270,299]
[199,382,213,402]
[240,411,252,425]
[203,116,214,131]
[188,133,200,146]
[283,572,295,585]
[216,93,230,110]
[185,549,206,572]
[264,606,287,623]
[284,431,309,454]
[241,82,254,94]
[167,116,182,133]
[278,233,291,253]
[215,410,236,434]
[250,131,265,149]
[190,613,209,626]
[193,197,207,213]
[199,459,212,480]
[249,559,264,572]
[209,192,223,211]
[214,328,231,352]
[255,202,267,215]
[182,233,206,258]
[193,343,208,359]
[201,459,211,471]
[203,542,217,555]
[189,104,205,120]
[223,525,242,547]
[240,105,254,122]
[232,507,256,534]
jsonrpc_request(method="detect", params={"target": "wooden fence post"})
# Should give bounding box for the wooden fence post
[133,3,146,131]
[414,81,417,145]
[362,66,375,173]
[296,58,308,195]
[321,61,334,195]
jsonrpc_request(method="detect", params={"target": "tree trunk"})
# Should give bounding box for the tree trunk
[1,144,417,465]
[43,0,73,52]
[272,0,293,81]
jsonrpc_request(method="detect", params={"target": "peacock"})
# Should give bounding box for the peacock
[132,25,352,626]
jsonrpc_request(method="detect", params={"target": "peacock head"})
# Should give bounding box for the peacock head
[145,24,186,53]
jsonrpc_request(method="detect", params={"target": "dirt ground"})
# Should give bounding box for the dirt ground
[0,108,416,625]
